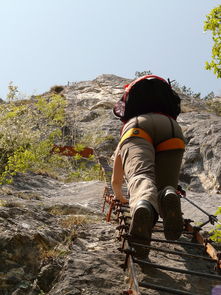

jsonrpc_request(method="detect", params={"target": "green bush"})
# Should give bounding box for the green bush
[206,100,221,116]
[0,91,103,184]
[66,154,101,182]
[0,94,68,184]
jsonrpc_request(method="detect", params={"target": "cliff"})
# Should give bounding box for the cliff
[0,74,220,295]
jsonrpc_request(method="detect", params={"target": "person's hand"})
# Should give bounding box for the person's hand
[114,195,129,204]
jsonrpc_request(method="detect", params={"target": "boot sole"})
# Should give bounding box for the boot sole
[129,205,153,258]
[162,192,183,240]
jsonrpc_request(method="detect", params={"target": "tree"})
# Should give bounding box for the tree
[204,91,215,100]
[204,5,221,78]
[7,81,19,101]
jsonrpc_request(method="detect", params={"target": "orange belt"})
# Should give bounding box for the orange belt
[120,128,185,152]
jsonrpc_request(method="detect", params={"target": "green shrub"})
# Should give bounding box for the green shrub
[66,155,101,182]
[206,100,221,116]
[0,94,68,184]
[0,92,104,184]
[209,207,221,243]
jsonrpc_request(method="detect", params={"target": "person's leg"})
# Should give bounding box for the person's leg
[128,199,156,258]
[153,116,184,240]
[120,138,158,258]
[120,139,159,214]
[155,149,184,191]
[155,150,184,240]
[138,113,184,240]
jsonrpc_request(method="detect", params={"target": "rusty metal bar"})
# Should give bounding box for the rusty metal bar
[178,186,220,226]
[116,215,131,223]
[116,224,130,231]
[100,160,221,294]
[106,197,115,222]
[150,238,204,247]
[139,281,195,295]
[114,208,130,214]
[134,259,221,280]
[127,255,141,295]
[152,229,194,235]
[184,221,220,267]
[122,290,133,295]
[130,242,215,262]
[122,233,205,247]
[102,186,109,212]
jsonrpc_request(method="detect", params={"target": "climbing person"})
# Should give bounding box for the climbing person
[111,75,185,258]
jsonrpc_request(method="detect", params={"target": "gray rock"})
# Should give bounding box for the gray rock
[1,74,221,294]
[179,111,221,192]
[80,110,100,122]
[64,74,221,192]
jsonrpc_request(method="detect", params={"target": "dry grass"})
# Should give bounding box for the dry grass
[39,214,98,261]
[39,229,77,261]
[0,200,23,208]
[40,246,70,260]
[0,186,15,195]
[206,100,221,116]
[59,215,89,229]
[0,200,7,207]
[181,104,198,113]
[14,191,42,200]
[46,204,94,216]
[48,207,65,216]
[14,99,33,106]
[47,206,80,216]
[0,186,41,200]
[33,168,62,181]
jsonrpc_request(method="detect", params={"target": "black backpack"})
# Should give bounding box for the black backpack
[113,75,181,122]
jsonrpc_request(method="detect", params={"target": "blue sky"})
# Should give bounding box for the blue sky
[0,0,220,99]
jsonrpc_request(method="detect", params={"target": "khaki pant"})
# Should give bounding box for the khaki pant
[119,113,184,214]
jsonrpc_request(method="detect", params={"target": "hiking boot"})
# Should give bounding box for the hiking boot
[159,186,183,240]
[129,200,157,259]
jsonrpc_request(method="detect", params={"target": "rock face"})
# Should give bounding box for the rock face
[62,74,131,155]
[0,205,67,294]
[0,175,127,295]
[62,74,221,193]
[0,74,221,295]
[179,112,221,192]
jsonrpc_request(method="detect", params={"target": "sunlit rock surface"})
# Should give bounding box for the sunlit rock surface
[0,74,220,294]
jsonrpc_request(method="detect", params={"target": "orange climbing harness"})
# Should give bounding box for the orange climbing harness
[119,128,185,152]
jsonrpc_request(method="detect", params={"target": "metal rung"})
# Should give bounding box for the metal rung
[118,215,132,221]
[114,208,130,214]
[151,238,204,247]
[130,242,215,262]
[140,281,195,295]
[134,259,221,280]
[152,229,194,235]
[100,160,221,295]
